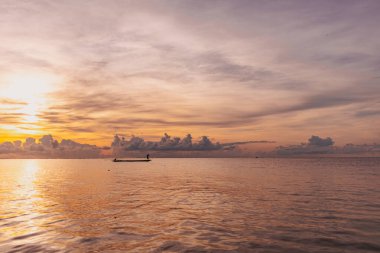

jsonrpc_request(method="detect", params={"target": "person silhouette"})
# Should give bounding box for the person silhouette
[146,154,150,160]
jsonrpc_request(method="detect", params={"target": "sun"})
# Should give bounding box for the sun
[1,71,61,129]
[2,71,59,102]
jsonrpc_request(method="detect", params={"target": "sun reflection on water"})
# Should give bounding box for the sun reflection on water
[0,160,44,243]
[21,160,39,188]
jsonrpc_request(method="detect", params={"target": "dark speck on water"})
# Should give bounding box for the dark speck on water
[0,158,379,252]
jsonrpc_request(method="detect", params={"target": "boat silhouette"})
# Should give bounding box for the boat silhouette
[113,158,151,162]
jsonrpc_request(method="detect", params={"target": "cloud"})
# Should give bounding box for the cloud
[0,98,27,105]
[112,133,221,151]
[355,109,380,117]
[111,133,270,153]
[0,113,26,125]
[0,141,22,154]
[1,133,378,158]
[308,135,334,146]
[274,135,379,156]
[0,134,101,158]
[340,143,380,154]
[186,51,277,84]
[275,135,335,155]
[0,133,273,158]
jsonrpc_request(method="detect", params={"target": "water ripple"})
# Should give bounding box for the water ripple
[0,158,379,252]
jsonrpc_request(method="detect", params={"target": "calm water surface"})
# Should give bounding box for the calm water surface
[0,158,379,252]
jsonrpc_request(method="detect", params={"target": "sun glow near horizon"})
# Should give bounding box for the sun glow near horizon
[1,71,62,136]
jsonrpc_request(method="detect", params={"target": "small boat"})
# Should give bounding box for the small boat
[113,158,151,162]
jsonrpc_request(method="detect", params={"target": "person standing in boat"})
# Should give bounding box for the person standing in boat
[146,153,150,160]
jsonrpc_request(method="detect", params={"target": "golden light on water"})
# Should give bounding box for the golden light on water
[0,160,40,239]
[22,160,39,182]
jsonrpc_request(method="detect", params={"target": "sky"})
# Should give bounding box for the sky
[1,0,379,157]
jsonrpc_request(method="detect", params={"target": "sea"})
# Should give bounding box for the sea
[0,158,379,252]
